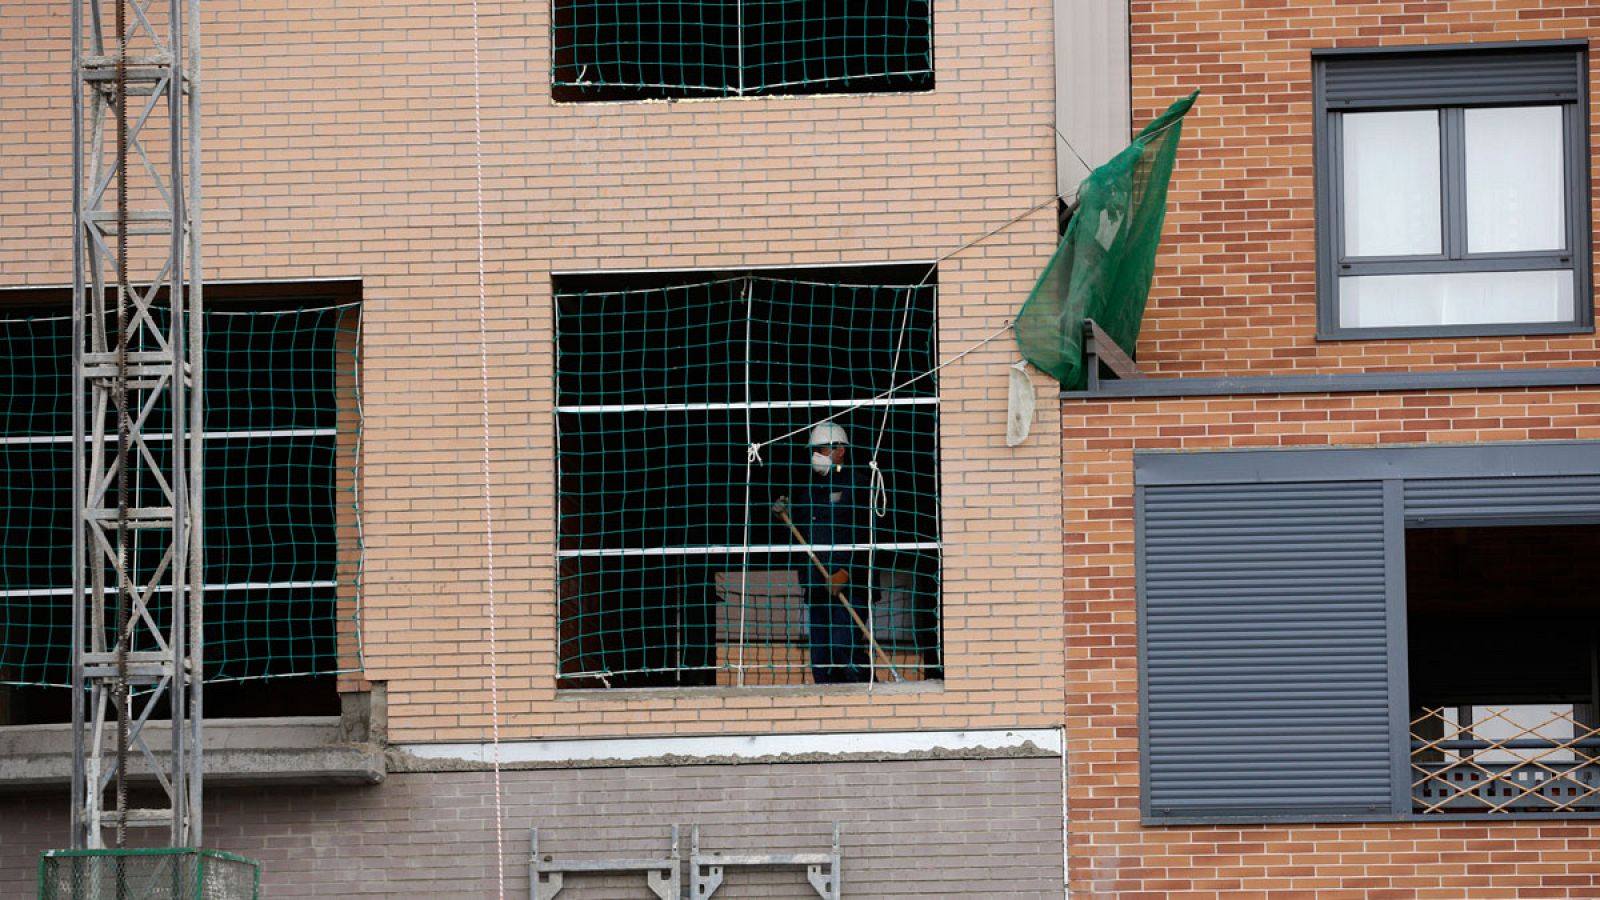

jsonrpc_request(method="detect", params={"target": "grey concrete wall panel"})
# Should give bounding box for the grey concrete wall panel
[1140,481,1394,820]
[0,757,1064,898]
[1054,0,1130,196]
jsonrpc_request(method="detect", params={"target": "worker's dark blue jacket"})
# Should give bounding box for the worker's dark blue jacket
[796,466,869,591]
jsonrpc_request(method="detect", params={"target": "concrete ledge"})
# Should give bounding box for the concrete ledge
[392,727,1065,771]
[0,717,386,791]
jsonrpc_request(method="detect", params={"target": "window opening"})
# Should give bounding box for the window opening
[1407,524,1600,814]
[0,293,362,725]
[1315,44,1591,337]
[552,0,934,101]
[555,266,942,688]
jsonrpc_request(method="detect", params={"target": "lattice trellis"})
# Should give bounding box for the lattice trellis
[1412,706,1600,814]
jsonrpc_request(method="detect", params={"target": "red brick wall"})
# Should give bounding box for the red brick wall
[1130,0,1600,378]
[1064,388,1600,898]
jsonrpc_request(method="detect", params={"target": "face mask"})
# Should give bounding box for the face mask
[811,451,836,476]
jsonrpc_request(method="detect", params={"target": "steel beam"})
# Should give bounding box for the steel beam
[70,0,202,850]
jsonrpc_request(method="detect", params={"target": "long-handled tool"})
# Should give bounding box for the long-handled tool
[771,496,902,682]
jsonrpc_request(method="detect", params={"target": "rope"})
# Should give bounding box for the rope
[470,2,506,896]
[114,0,132,849]
[746,195,1056,463]
[735,279,754,684]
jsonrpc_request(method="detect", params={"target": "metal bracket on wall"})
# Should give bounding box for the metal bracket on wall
[531,824,681,900]
[1083,318,1143,391]
[689,822,841,900]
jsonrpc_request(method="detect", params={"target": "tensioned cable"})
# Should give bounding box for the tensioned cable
[747,194,1058,464]
[470,1,507,896]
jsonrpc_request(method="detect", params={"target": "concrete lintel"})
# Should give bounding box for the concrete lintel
[0,717,385,791]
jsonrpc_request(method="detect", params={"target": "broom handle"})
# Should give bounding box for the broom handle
[775,509,899,677]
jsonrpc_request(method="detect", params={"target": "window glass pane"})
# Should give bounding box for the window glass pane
[1342,110,1442,257]
[1465,106,1566,254]
[1339,270,1574,328]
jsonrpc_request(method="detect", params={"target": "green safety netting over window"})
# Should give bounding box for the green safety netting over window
[1016,90,1198,389]
[552,0,934,100]
[555,271,943,688]
[0,304,362,689]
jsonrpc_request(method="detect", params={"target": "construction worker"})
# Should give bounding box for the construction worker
[792,422,871,684]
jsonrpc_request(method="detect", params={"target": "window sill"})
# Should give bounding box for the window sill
[1316,320,1594,341]
[0,689,387,791]
[557,678,943,702]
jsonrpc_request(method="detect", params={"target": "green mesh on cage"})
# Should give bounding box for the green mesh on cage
[0,304,362,689]
[552,0,934,100]
[556,272,942,687]
[1016,90,1198,389]
[39,848,260,900]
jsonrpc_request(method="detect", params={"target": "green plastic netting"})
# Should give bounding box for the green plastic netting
[1016,90,1198,389]
[0,304,362,690]
[39,848,260,900]
[552,0,934,100]
[556,271,942,687]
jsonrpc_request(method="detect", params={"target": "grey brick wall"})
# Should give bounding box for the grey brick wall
[0,755,1064,898]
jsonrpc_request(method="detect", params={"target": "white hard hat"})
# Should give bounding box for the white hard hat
[808,422,849,447]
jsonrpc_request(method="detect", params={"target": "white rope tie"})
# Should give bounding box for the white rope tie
[867,459,888,519]
[470,2,506,896]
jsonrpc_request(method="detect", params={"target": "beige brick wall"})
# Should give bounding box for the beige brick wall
[0,1,1065,740]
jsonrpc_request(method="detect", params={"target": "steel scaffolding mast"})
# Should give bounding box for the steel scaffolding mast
[69,0,203,849]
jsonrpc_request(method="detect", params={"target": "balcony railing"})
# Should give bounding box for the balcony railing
[1412,706,1600,814]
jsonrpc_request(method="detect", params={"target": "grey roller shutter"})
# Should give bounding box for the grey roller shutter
[1406,475,1600,526]
[1141,480,1395,820]
[1320,45,1584,109]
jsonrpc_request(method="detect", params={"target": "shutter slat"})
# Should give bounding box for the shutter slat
[1143,480,1393,818]
[1322,47,1582,108]
[1406,475,1600,523]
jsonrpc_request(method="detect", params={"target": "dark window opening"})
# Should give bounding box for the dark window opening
[556,265,942,688]
[0,284,361,726]
[1407,524,1600,814]
[552,0,934,102]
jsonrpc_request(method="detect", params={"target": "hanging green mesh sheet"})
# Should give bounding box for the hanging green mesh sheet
[552,0,934,99]
[1016,90,1198,389]
[555,272,943,687]
[0,304,362,688]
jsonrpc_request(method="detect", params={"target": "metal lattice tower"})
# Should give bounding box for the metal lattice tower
[69,0,203,849]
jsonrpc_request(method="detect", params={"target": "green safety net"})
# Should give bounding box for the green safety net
[0,304,362,690]
[556,271,942,687]
[1016,90,1199,389]
[39,848,260,900]
[552,0,934,100]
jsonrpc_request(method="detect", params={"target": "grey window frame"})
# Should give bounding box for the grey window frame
[1313,42,1593,340]
[1136,441,1600,825]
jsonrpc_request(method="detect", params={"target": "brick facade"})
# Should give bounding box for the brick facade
[1131,0,1600,378]
[1064,391,1600,898]
[0,756,1065,898]
[1060,2,1600,896]
[0,0,1064,744]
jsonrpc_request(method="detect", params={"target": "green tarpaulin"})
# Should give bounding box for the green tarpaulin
[1017,90,1198,388]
